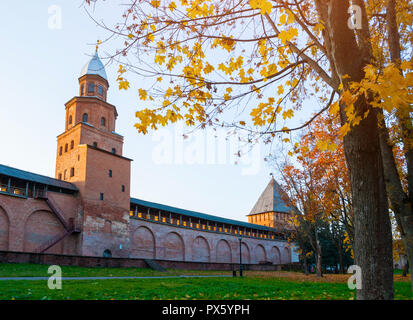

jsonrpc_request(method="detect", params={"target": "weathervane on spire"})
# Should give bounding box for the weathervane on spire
[95,40,101,53]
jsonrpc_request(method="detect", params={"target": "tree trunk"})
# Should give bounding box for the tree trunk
[384,0,413,293]
[343,104,394,300]
[338,242,345,274]
[402,258,409,277]
[303,255,309,275]
[325,0,394,299]
[378,114,413,292]
[315,233,323,278]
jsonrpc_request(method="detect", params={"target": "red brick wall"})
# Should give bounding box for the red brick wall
[129,219,291,264]
[162,232,185,261]
[0,192,81,254]
[192,236,210,262]
[216,239,232,263]
[0,205,9,250]
[130,226,156,259]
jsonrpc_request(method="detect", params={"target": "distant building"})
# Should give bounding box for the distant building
[247,176,295,231]
[0,50,293,265]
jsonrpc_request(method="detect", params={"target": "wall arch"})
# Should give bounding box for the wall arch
[241,242,250,264]
[283,247,291,264]
[216,239,232,263]
[192,236,210,262]
[131,226,156,259]
[271,246,281,264]
[255,244,267,263]
[0,205,10,250]
[23,210,65,254]
[163,232,185,261]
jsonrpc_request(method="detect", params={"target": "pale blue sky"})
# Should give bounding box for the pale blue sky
[0,1,316,221]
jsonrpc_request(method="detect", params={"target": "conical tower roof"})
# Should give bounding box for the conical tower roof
[249,177,293,215]
[79,50,108,81]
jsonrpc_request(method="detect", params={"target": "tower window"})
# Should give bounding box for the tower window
[82,113,88,123]
[101,117,106,126]
[68,115,72,125]
[64,170,67,180]
[93,142,98,148]
[65,143,68,152]
[109,169,112,177]
[100,193,104,200]
[88,83,95,93]
[80,84,84,96]
[58,173,62,180]
[59,146,62,156]
[111,148,116,154]
[98,85,103,95]
[70,167,75,177]
[70,140,74,150]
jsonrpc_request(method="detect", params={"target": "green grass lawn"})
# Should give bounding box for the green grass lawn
[0,263,411,300]
[0,262,226,278]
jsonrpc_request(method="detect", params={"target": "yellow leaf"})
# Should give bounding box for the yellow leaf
[277,85,284,95]
[150,0,160,8]
[168,1,177,11]
[282,109,294,119]
[329,101,339,116]
[138,88,147,100]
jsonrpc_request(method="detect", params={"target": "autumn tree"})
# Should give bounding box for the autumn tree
[278,114,353,277]
[86,0,412,299]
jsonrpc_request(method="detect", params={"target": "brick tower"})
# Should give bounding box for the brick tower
[247,176,295,231]
[55,49,132,257]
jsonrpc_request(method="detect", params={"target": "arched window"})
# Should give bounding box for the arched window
[111,148,116,154]
[80,84,84,96]
[101,117,106,126]
[98,85,103,96]
[59,146,62,156]
[65,143,68,152]
[64,170,67,180]
[82,113,88,123]
[58,173,62,180]
[88,83,95,93]
[70,140,74,149]
[70,167,75,177]
[109,169,112,178]
[93,142,98,148]
[103,249,112,258]
[68,115,72,125]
